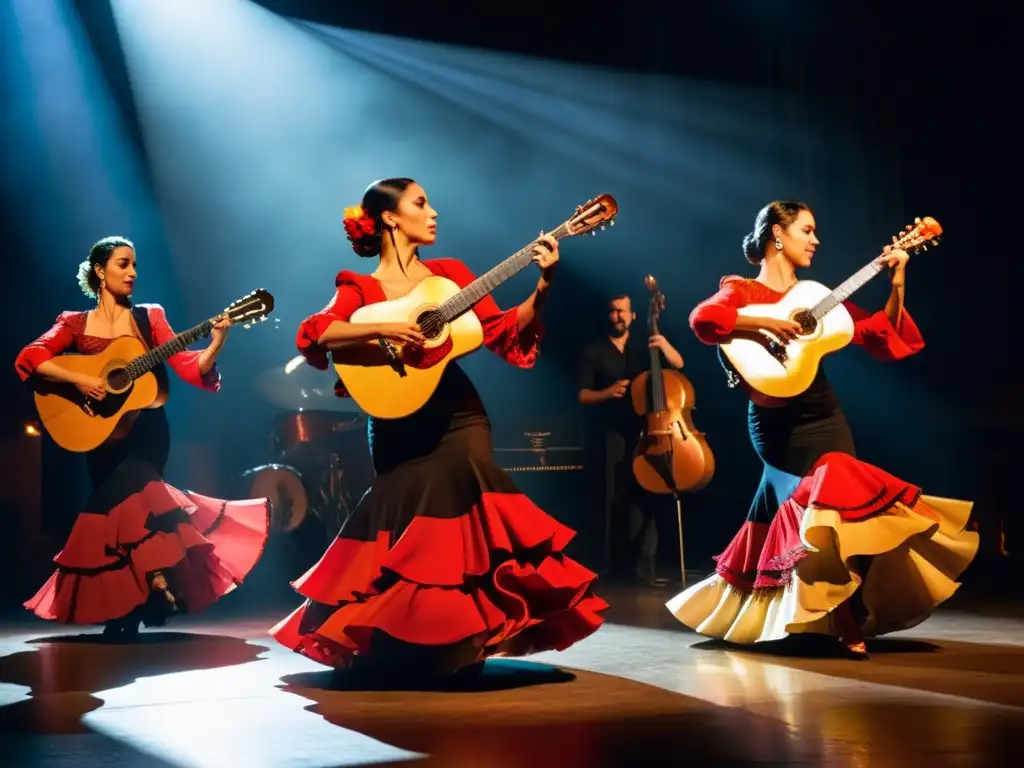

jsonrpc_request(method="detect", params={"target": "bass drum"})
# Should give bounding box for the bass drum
[240,463,307,534]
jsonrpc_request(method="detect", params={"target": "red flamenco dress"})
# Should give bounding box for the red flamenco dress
[16,305,270,636]
[665,277,978,644]
[271,258,607,676]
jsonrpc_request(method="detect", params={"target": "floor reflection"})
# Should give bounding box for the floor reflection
[0,584,1020,767]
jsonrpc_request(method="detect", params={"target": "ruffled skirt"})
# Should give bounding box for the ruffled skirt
[25,454,270,626]
[270,414,607,675]
[666,452,978,643]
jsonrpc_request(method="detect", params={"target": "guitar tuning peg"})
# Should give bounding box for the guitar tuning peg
[609,219,615,226]
[914,217,921,223]
[591,231,596,236]
[600,225,606,231]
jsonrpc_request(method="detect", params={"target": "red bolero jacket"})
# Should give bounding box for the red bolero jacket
[15,303,221,391]
[295,258,543,397]
[688,275,925,362]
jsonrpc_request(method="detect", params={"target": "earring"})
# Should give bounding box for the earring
[774,239,783,251]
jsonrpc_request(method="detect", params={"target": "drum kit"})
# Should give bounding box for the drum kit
[239,357,375,547]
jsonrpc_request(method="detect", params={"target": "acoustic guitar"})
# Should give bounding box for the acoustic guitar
[34,290,275,452]
[333,194,618,419]
[631,275,715,494]
[718,217,941,399]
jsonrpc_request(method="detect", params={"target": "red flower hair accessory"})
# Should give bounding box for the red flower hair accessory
[342,205,377,253]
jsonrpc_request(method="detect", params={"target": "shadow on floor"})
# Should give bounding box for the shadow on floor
[281,657,575,693]
[279,659,830,767]
[0,631,269,733]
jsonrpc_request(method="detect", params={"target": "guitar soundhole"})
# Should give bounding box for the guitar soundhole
[792,310,816,335]
[106,367,132,392]
[416,310,446,341]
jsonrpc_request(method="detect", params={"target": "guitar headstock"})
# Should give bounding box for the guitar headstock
[891,216,942,254]
[564,194,618,237]
[644,274,665,321]
[221,289,275,329]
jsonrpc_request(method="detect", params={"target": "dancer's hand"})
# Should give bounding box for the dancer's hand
[878,245,909,288]
[75,375,106,400]
[379,322,426,346]
[532,232,559,287]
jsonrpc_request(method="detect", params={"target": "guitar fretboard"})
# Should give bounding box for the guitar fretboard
[810,260,884,320]
[438,222,571,321]
[125,320,215,380]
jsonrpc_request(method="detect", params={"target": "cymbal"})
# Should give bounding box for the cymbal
[254,355,362,413]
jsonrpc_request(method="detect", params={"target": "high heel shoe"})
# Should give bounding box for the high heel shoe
[150,571,178,614]
[840,640,869,660]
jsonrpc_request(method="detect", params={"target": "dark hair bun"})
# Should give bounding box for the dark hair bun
[353,232,382,259]
[343,216,382,258]
[741,232,761,264]
[344,177,417,260]
[78,235,134,299]
[742,201,810,265]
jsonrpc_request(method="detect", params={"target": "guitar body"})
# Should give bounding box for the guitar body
[630,370,716,494]
[719,280,855,399]
[33,336,167,453]
[334,276,485,419]
[330,195,619,418]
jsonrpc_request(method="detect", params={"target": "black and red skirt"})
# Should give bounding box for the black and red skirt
[25,410,270,626]
[270,401,607,674]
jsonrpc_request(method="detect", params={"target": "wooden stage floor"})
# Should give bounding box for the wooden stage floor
[1,582,1021,767]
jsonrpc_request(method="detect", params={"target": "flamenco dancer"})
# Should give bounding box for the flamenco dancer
[15,236,270,637]
[665,201,978,658]
[271,178,607,680]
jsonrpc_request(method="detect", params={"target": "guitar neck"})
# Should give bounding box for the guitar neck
[811,259,885,319]
[438,222,571,321]
[125,319,215,379]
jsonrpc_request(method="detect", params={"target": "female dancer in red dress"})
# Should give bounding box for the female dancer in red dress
[665,202,978,658]
[271,178,607,679]
[16,236,270,637]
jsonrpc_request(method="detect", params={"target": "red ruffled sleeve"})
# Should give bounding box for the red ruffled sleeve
[14,311,85,381]
[688,276,749,345]
[295,270,367,372]
[430,258,543,368]
[844,301,925,361]
[144,305,221,392]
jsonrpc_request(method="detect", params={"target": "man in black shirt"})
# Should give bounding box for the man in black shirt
[578,294,684,586]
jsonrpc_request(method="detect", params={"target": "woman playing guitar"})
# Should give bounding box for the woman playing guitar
[271,178,606,682]
[665,201,978,658]
[15,237,270,637]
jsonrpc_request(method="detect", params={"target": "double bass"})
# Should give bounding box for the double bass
[630,275,715,494]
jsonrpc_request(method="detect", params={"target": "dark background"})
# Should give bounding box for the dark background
[0,0,1016,605]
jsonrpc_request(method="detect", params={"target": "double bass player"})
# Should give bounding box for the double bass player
[577,292,685,586]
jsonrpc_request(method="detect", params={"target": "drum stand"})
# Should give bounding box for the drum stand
[309,453,354,537]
